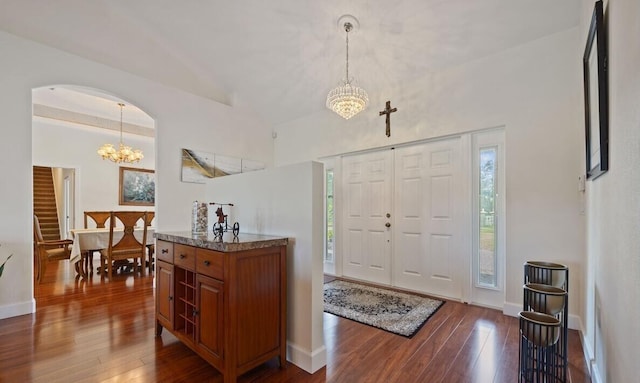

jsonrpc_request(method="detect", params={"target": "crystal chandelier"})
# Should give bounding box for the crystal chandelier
[326,19,369,120]
[97,103,143,163]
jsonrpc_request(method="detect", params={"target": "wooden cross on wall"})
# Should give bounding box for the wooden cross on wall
[379,100,397,137]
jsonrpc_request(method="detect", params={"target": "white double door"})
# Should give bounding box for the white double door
[341,138,466,300]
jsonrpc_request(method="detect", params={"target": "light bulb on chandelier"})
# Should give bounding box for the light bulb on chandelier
[97,103,144,163]
[326,15,369,120]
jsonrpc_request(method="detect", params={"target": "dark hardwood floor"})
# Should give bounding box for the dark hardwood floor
[0,259,591,382]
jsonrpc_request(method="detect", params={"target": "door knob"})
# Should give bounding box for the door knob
[385,222,391,228]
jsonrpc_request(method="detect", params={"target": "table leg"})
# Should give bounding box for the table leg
[74,258,86,278]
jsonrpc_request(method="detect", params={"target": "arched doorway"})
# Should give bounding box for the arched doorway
[32,85,156,286]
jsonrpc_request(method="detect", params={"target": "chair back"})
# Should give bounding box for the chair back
[84,211,111,229]
[144,211,155,226]
[108,211,148,254]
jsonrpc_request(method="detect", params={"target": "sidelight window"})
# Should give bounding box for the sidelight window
[325,169,335,263]
[478,147,497,287]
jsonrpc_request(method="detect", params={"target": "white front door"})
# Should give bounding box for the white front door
[342,150,393,285]
[393,138,465,300]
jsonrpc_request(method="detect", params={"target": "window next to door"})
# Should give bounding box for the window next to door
[325,168,334,263]
[478,147,497,288]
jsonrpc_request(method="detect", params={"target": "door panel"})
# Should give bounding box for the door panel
[156,261,174,330]
[197,275,224,361]
[346,229,363,266]
[342,150,392,285]
[394,138,463,300]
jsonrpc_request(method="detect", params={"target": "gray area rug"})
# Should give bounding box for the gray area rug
[323,280,444,338]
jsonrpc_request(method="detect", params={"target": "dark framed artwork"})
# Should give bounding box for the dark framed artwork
[583,0,608,180]
[119,167,155,206]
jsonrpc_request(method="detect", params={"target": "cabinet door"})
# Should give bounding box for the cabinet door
[156,260,174,330]
[196,274,224,361]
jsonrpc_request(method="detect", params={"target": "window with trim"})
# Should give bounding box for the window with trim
[325,169,334,262]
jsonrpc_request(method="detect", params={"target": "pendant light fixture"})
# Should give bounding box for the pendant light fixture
[326,15,369,120]
[97,102,144,163]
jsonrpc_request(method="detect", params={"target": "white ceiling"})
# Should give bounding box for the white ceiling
[1,0,580,127]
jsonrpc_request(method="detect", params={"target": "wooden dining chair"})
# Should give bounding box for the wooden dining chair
[100,211,148,279]
[33,214,73,283]
[83,211,111,275]
[83,211,111,229]
[144,211,155,272]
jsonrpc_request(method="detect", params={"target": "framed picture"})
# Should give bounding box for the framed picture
[181,148,265,183]
[119,167,155,206]
[583,0,608,180]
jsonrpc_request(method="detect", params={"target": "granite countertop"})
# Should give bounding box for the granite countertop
[154,231,288,252]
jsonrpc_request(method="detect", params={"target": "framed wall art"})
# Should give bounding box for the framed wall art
[181,148,265,184]
[119,166,155,206]
[583,0,608,180]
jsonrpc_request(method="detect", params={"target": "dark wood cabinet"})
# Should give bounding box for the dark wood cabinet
[155,260,174,331]
[154,235,287,383]
[197,274,224,361]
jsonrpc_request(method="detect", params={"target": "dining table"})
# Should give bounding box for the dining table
[70,227,155,277]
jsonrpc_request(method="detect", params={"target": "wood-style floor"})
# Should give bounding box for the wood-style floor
[0,259,591,382]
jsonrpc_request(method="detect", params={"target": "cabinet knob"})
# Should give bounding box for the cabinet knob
[193,309,199,317]
[169,296,173,301]
[204,260,211,266]
[179,254,186,259]
[161,249,168,254]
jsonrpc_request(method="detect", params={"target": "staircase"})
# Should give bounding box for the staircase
[33,166,61,241]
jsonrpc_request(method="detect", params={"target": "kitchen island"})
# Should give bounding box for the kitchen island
[154,231,288,383]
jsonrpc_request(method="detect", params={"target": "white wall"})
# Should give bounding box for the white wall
[275,28,586,323]
[0,30,273,319]
[205,161,326,373]
[33,117,155,227]
[580,0,640,381]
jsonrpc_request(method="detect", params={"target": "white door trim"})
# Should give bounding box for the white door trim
[469,129,506,309]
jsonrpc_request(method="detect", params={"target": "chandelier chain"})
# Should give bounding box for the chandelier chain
[119,103,124,144]
[345,24,349,83]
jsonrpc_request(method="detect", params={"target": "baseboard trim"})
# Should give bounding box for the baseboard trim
[581,331,603,383]
[503,301,581,330]
[591,363,603,383]
[0,298,35,320]
[287,341,326,374]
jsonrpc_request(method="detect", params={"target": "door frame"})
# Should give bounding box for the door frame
[325,128,503,308]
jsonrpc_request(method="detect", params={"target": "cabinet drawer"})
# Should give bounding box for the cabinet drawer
[174,244,196,270]
[196,249,224,280]
[156,240,174,263]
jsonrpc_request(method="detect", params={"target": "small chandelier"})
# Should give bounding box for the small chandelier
[326,18,369,120]
[97,103,143,163]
